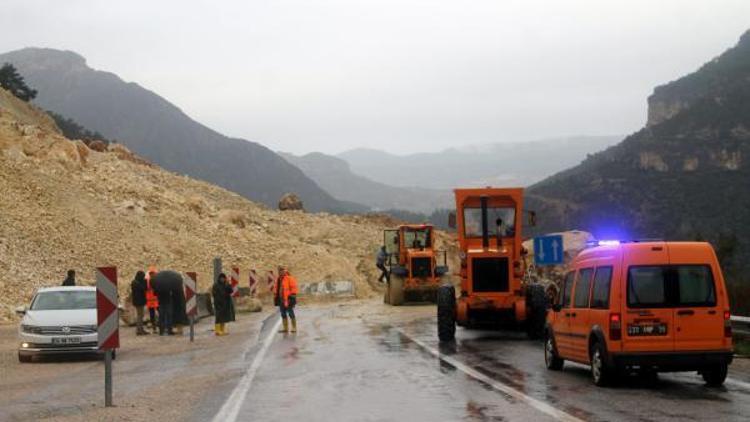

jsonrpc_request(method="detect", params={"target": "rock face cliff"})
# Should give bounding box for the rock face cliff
[0,48,366,214]
[528,30,750,271]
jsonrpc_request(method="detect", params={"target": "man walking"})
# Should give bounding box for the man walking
[130,271,149,335]
[62,269,76,286]
[212,273,235,336]
[274,267,299,333]
[376,246,390,283]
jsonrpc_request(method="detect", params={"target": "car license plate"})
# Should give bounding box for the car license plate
[628,323,667,336]
[52,337,82,345]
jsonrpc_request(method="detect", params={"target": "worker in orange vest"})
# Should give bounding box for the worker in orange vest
[274,266,299,333]
[145,270,159,333]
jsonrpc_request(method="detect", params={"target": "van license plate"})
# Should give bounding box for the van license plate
[628,324,667,336]
[52,337,82,344]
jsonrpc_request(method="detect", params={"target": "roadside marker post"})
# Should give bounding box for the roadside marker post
[248,269,258,297]
[185,272,198,342]
[96,266,119,408]
[266,270,275,293]
[230,267,240,297]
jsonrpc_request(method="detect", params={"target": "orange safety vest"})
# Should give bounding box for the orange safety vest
[146,279,159,309]
[273,274,299,307]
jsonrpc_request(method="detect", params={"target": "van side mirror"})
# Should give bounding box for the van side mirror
[15,306,26,316]
[448,212,457,229]
[552,303,561,312]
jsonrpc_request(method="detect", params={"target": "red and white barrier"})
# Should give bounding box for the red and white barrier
[230,267,240,297]
[185,272,197,317]
[96,267,119,350]
[266,270,276,293]
[248,269,258,297]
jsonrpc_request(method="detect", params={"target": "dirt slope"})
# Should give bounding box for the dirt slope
[0,88,389,321]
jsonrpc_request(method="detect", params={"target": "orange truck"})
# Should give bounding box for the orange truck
[383,224,449,305]
[437,188,547,341]
[545,240,733,386]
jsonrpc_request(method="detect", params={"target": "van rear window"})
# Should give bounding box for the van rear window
[627,265,716,308]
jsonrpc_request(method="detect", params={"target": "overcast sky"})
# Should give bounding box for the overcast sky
[2,1,749,155]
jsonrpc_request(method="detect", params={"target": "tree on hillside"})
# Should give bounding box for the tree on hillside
[0,63,37,102]
[47,111,110,144]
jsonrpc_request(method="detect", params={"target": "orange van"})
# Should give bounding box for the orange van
[544,241,733,386]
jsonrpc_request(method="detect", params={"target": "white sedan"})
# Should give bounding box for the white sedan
[16,286,108,362]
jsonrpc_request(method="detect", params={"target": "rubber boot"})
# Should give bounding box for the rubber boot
[221,323,228,335]
[279,318,289,333]
[290,318,297,333]
[214,323,222,336]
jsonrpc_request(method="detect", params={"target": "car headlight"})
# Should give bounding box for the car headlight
[21,324,38,334]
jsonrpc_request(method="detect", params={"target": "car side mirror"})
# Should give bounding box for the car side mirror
[552,303,561,312]
[448,212,456,229]
[15,306,26,316]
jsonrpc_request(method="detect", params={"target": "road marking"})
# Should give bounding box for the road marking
[212,317,281,422]
[396,328,584,422]
[726,377,750,391]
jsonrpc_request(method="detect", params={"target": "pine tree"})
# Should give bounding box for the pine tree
[0,63,37,102]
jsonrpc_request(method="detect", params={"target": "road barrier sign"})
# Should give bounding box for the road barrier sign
[185,272,197,342]
[534,235,564,266]
[248,270,258,297]
[267,270,276,293]
[96,266,118,408]
[230,267,240,297]
[96,267,119,350]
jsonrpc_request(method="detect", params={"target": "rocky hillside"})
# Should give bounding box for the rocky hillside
[528,30,750,271]
[0,87,387,322]
[281,151,452,213]
[0,48,365,214]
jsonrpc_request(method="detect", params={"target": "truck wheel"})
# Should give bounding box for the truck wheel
[526,284,547,340]
[702,363,728,387]
[389,275,405,306]
[544,332,564,370]
[437,285,456,342]
[18,353,32,363]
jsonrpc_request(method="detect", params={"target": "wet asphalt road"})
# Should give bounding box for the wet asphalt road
[215,303,750,422]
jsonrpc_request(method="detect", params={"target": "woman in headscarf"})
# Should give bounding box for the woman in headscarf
[212,273,235,335]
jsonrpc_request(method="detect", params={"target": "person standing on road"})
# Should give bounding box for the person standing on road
[274,267,299,334]
[61,269,76,286]
[376,246,390,283]
[130,271,149,335]
[212,273,235,336]
[145,271,159,333]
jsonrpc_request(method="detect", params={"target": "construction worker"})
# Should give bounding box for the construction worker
[376,246,390,283]
[130,271,149,335]
[274,267,299,333]
[145,271,159,333]
[212,273,235,336]
[61,269,76,286]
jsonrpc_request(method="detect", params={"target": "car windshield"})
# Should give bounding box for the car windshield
[464,207,516,238]
[30,291,97,311]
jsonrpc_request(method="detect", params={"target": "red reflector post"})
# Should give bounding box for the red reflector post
[609,313,622,341]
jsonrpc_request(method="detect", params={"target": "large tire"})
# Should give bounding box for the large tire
[702,363,728,387]
[388,275,405,306]
[437,285,456,342]
[526,284,547,340]
[544,331,564,370]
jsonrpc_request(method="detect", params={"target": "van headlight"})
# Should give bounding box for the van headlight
[21,325,39,334]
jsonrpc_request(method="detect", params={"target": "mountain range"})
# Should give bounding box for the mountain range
[0,48,364,213]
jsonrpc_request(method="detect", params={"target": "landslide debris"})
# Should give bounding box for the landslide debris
[0,87,388,322]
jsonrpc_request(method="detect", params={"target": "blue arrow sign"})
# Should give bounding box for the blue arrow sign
[534,235,564,266]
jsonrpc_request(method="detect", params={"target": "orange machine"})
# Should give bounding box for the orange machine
[437,188,547,341]
[383,224,449,305]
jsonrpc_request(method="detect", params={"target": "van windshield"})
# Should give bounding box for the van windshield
[627,265,716,308]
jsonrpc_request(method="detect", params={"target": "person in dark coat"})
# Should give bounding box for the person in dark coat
[62,270,76,286]
[130,271,148,335]
[212,273,235,336]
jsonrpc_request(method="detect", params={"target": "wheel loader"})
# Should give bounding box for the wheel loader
[383,224,449,305]
[437,188,547,342]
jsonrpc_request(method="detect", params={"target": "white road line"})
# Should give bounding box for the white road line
[396,328,584,422]
[212,318,282,422]
[726,377,750,391]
